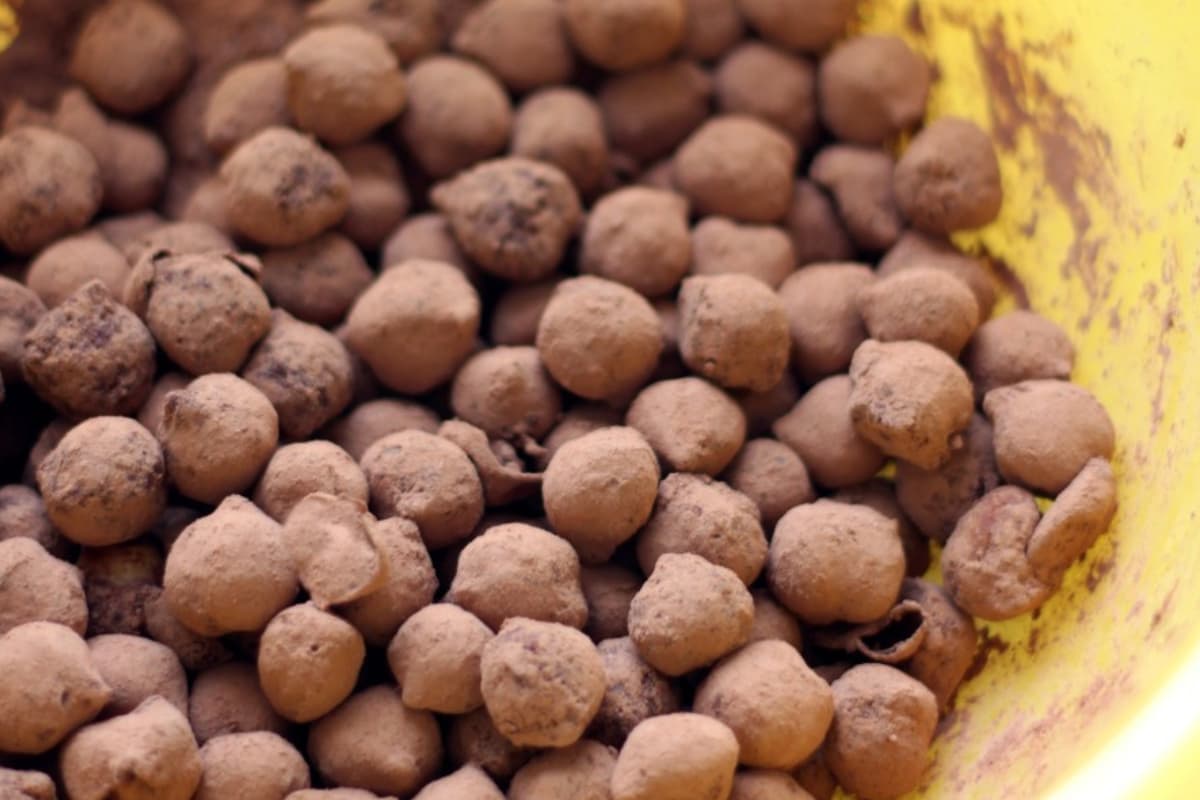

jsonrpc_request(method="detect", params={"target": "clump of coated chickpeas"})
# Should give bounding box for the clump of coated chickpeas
[0,2,1122,798]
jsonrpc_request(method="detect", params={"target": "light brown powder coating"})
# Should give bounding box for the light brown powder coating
[638,473,767,585]
[859,267,981,356]
[308,686,442,797]
[538,405,624,467]
[588,637,680,747]
[794,753,837,800]
[895,116,1004,233]
[696,640,833,769]
[510,740,616,800]
[681,0,744,59]
[339,516,436,647]
[437,419,543,506]
[582,186,691,297]
[453,0,574,91]
[283,25,407,146]
[447,707,535,781]
[599,60,713,164]
[69,0,191,114]
[749,589,804,649]
[388,603,492,714]
[0,484,63,556]
[220,127,350,247]
[0,767,56,800]
[399,55,513,178]
[629,553,753,676]
[537,276,664,401]
[564,0,686,72]
[817,35,929,145]
[124,250,271,376]
[448,522,588,630]
[22,280,155,419]
[544,427,660,563]
[196,732,310,800]
[163,496,298,637]
[434,157,582,282]
[735,0,855,51]
[778,263,873,380]
[849,339,975,470]
[739,373,802,437]
[832,479,931,578]
[0,277,46,384]
[261,233,373,327]
[810,146,903,253]
[306,0,439,64]
[241,311,355,439]
[343,259,481,395]
[513,89,608,198]
[0,622,110,754]
[288,791,386,800]
[123,221,234,264]
[732,771,818,800]
[0,538,86,636]
[611,713,739,800]
[451,346,561,440]
[767,500,905,625]
[413,765,504,800]
[964,310,1076,398]
[336,142,411,250]
[326,398,440,461]
[826,665,938,800]
[258,603,365,722]
[281,493,385,609]
[724,438,816,528]
[0,127,100,255]
[877,230,997,317]
[188,662,287,744]
[691,216,796,289]
[158,374,279,504]
[179,177,230,234]
[941,486,1053,620]
[26,233,129,309]
[23,420,72,488]
[773,375,885,489]
[87,634,187,717]
[895,413,1001,544]
[60,696,201,800]
[675,115,797,223]
[481,617,606,748]
[254,441,368,523]
[381,213,471,272]
[144,591,234,674]
[785,179,856,267]
[580,565,641,641]
[626,377,747,475]
[679,273,790,391]
[900,578,978,711]
[716,42,817,146]
[204,58,290,155]
[361,429,484,549]
[984,379,1116,494]
[1027,457,1118,584]
[36,416,165,547]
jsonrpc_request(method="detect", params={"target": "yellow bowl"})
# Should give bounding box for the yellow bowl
[858,0,1200,797]
[4,1,1198,797]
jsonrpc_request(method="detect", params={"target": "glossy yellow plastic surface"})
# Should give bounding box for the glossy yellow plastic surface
[858,1,1200,797]
[3,1,1199,797]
